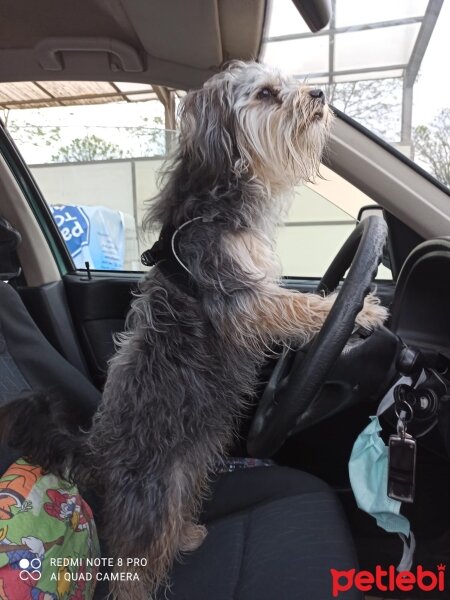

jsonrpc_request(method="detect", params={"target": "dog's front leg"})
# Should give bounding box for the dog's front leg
[224,231,387,345]
[248,287,388,346]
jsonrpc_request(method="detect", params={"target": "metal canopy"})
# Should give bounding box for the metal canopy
[0,0,443,151]
[262,0,440,83]
[0,80,178,137]
[0,81,163,109]
[262,0,444,148]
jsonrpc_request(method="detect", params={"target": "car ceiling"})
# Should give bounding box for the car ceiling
[0,0,268,89]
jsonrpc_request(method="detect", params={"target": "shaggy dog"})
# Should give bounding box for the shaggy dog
[0,61,387,599]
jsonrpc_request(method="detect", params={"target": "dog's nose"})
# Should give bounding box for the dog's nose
[309,88,325,104]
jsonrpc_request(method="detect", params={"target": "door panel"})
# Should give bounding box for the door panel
[64,274,138,387]
[63,272,395,389]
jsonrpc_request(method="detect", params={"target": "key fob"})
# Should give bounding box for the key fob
[388,434,416,503]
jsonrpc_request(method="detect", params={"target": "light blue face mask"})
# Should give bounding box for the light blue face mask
[349,415,415,570]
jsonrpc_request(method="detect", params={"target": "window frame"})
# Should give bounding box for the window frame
[0,118,73,275]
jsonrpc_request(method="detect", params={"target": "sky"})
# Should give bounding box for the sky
[412,0,450,125]
[5,0,449,165]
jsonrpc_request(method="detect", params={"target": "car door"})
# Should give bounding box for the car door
[0,107,397,389]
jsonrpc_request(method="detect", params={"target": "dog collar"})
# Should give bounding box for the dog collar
[141,224,175,268]
[141,224,199,298]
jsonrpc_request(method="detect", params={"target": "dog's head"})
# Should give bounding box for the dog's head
[179,61,333,191]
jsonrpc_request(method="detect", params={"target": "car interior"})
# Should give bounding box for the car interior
[1,1,450,599]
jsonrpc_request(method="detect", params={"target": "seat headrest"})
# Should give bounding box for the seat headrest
[0,217,21,280]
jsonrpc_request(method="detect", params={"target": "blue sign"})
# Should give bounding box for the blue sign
[50,205,90,258]
[50,204,125,270]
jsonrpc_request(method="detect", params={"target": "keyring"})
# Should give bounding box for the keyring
[395,399,414,423]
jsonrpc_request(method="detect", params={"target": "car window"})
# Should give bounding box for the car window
[4,95,168,271]
[281,166,392,279]
[262,0,450,192]
[4,86,391,279]
[30,156,165,272]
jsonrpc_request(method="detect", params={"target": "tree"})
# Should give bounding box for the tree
[4,112,167,163]
[7,121,62,148]
[325,78,402,142]
[414,109,450,187]
[128,116,167,156]
[51,134,125,162]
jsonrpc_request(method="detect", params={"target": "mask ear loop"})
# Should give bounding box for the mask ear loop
[170,216,205,276]
[397,531,416,572]
[170,215,218,276]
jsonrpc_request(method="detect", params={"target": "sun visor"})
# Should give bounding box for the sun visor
[0,0,268,89]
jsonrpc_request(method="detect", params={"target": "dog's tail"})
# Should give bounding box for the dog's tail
[0,392,87,479]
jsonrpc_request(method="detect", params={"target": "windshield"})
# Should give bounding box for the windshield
[261,0,450,190]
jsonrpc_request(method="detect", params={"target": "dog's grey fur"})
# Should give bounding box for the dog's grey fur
[86,61,386,599]
[1,61,387,600]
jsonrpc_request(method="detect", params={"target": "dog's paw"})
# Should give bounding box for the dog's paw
[355,293,388,332]
[179,522,207,553]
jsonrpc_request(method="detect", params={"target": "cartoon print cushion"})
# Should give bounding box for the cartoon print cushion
[0,459,100,599]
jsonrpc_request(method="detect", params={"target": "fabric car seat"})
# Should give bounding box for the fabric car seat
[0,217,362,599]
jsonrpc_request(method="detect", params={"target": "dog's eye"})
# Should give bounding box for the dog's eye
[257,87,275,100]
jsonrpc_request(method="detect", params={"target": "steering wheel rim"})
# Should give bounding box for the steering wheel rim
[247,215,388,458]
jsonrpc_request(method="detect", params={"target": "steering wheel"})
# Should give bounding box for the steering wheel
[247,215,388,458]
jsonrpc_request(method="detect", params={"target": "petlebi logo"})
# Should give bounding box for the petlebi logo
[19,557,42,581]
[330,564,446,597]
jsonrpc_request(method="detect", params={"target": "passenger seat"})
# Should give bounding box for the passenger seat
[0,216,100,474]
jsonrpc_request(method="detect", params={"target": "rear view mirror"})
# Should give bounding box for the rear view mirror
[291,0,331,32]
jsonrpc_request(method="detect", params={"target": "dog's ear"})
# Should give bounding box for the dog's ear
[179,81,236,183]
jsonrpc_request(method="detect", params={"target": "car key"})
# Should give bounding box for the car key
[388,409,417,503]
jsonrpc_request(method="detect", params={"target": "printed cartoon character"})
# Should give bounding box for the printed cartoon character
[56,566,71,598]
[43,489,99,597]
[0,534,62,600]
[68,564,89,600]
[0,462,99,599]
[44,491,92,533]
[0,463,41,520]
